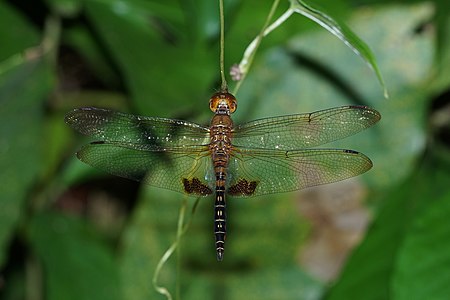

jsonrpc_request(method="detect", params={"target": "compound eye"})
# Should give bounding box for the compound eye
[209,92,237,113]
[228,98,237,113]
[209,96,220,112]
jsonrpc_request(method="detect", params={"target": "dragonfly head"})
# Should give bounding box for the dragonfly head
[209,92,237,115]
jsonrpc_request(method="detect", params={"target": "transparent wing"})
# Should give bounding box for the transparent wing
[65,107,210,148]
[226,148,372,197]
[77,142,214,196]
[232,106,380,150]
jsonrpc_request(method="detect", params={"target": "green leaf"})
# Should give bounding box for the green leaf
[325,156,450,300]
[392,172,450,300]
[84,0,216,115]
[28,212,122,300]
[0,58,54,267]
[178,0,218,42]
[432,0,450,91]
[324,180,417,300]
[0,2,39,62]
[289,0,388,97]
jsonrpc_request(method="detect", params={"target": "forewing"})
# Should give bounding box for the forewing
[77,142,214,196]
[232,106,380,150]
[227,148,372,197]
[65,107,210,148]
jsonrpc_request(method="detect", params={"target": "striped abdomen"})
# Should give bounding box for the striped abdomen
[209,113,233,261]
[212,140,231,261]
[214,176,227,261]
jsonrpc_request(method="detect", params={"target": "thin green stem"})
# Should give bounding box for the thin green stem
[175,196,188,300]
[233,0,282,95]
[42,14,61,67]
[152,197,201,300]
[152,199,186,300]
[219,0,228,91]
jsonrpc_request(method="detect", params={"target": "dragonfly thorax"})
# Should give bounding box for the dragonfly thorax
[209,91,237,115]
[210,114,233,128]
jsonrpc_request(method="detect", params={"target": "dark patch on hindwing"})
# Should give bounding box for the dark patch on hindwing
[182,178,213,196]
[228,179,258,196]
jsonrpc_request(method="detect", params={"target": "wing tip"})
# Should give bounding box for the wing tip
[343,149,373,171]
[347,105,381,123]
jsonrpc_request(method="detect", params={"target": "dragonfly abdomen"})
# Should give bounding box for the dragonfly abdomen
[214,185,226,261]
[213,157,229,261]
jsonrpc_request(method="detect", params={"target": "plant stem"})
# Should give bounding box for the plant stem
[219,0,228,91]
[233,0,284,95]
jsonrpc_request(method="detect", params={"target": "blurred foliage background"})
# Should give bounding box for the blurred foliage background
[1,0,450,299]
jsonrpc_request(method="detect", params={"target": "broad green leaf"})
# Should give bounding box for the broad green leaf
[0,58,53,267]
[84,0,216,115]
[431,0,450,91]
[392,168,450,300]
[28,212,122,300]
[178,0,234,42]
[289,0,388,97]
[324,180,418,300]
[325,155,450,300]
[0,2,39,62]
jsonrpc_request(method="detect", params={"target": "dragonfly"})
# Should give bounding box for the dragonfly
[65,91,380,261]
